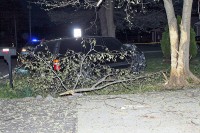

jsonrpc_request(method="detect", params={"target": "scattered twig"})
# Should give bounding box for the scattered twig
[162,71,168,83]
[0,74,9,80]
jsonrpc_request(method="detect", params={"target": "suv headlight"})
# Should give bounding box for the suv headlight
[21,48,27,52]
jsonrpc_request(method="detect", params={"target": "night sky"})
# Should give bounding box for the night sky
[0,0,199,48]
[0,0,96,47]
[0,0,51,47]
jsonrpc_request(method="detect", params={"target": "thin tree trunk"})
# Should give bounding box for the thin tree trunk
[179,0,199,82]
[179,0,192,73]
[163,0,179,69]
[163,0,179,86]
[163,0,199,88]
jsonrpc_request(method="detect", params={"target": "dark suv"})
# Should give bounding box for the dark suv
[20,36,146,73]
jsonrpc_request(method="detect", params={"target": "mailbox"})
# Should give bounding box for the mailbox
[0,47,16,88]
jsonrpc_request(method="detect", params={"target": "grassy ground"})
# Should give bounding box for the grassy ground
[88,52,200,95]
[1,52,200,98]
[0,80,35,99]
[145,52,200,75]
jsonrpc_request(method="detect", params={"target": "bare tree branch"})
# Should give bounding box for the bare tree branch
[59,71,164,96]
[97,0,103,7]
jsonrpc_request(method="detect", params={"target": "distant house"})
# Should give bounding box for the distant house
[151,28,162,43]
[195,21,200,36]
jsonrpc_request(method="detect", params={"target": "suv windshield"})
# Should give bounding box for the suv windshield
[39,37,124,55]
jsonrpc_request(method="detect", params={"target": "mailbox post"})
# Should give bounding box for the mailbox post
[0,47,16,88]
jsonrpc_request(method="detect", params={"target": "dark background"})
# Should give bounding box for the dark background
[0,0,199,49]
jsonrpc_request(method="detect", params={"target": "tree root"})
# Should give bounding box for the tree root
[164,71,200,89]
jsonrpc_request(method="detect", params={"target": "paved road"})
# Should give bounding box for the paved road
[77,88,200,133]
[0,88,199,133]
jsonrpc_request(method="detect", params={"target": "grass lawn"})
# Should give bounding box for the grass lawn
[92,52,200,95]
[145,52,200,75]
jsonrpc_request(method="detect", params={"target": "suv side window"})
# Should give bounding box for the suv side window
[34,40,60,55]
[101,37,122,51]
[46,40,60,54]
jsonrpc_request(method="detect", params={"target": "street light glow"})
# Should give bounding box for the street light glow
[74,28,82,38]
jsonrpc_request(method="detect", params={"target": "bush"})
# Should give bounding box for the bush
[161,16,197,59]
[160,26,170,58]
[190,28,198,58]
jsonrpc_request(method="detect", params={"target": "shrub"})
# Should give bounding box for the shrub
[161,15,197,59]
[190,28,198,58]
[160,26,170,59]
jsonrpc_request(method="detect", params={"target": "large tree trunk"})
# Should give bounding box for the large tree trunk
[105,0,115,37]
[99,6,108,36]
[163,0,199,88]
[98,0,116,37]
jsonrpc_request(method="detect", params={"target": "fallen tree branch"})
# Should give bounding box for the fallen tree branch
[73,44,95,90]
[59,71,165,96]
[0,74,9,80]
[32,53,68,90]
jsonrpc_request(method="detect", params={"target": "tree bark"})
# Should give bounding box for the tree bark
[99,6,108,36]
[105,0,115,37]
[163,0,179,69]
[163,0,199,88]
[179,0,192,72]
[98,0,116,37]
[179,0,199,82]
